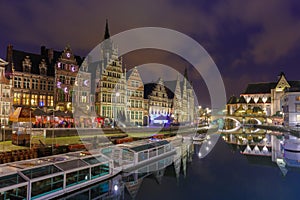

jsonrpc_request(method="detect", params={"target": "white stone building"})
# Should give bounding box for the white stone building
[282,88,300,127]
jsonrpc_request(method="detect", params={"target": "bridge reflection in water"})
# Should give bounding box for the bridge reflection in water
[220,126,296,176]
[55,139,194,200]
[212,115,265,133]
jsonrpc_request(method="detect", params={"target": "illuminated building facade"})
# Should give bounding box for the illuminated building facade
[227,72,300,117]
[95,21,126,121]
[282,88,300,127]
[5,45,84,112]
[144,78,173,126]
[164,70,195,124]
[126,67,144,126]
[54,45,83,111]
[6,45,55,111]
[181,69,195,123]
[0,58,12,125]
[72,58,94,114]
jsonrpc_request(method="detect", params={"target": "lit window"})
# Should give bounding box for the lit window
[31,94,38,106]
[297,115,300,123]
[296,104,300,112]
[13,93,21,104]
[22,94,30,105]
[81,92,87,103]
[47,96,53,106]
[40,95,46,107]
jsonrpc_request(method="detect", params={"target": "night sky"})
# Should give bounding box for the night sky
[1,0,300,107]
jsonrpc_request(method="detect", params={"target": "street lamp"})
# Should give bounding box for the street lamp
[2,125,5,151]
[113,92,120,128]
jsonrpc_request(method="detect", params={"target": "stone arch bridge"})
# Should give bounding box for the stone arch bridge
[210,116,269,133]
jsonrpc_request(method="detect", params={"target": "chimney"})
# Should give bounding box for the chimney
[41,46,46,56]
[6,44,13,63]
[5,44,13,78]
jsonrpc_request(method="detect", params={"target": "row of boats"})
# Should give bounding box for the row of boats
[0,138,179,200]
[0,133,204,200]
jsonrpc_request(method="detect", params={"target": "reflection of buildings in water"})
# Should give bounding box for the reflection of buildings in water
[181,141,193,178]
[271,135,284,162]
[223,132,276,157]
[58,141,195,199]
[223,132,272,147]
[123,173,146,200]
[123,140,194,198]
[173,140,194,180]
[281,136,300,170]
[274,135,300,175]
[173,147,182,181]
[223,132,290,176]
[122,156,173,199]
[197,134,220,159]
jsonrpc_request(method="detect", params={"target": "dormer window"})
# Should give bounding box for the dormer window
[22,56,32,73]
[39,59,47,75]
[40,68,46,75]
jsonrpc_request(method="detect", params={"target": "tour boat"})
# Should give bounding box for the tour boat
[193,133,206,141]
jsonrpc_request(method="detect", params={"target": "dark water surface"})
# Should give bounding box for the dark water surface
[58,138,300,200]
[137,138,300,200]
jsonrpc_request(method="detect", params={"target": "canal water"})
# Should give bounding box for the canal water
[56,133,300,200]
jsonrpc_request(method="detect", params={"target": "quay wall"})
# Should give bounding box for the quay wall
[0,126,194,141]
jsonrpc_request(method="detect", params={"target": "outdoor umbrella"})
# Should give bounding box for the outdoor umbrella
[9,107,36,122]
[32,108,49,116]
[64,110,73,118]
[48,110,66,117]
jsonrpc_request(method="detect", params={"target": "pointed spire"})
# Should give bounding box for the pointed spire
[104,19,110,40]
[277,71,285,80]
[184,67,188,80]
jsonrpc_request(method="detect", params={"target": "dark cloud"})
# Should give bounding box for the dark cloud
[213,0,300,64]
[1,0,300,106]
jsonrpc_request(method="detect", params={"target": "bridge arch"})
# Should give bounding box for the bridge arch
[246,117,262,125]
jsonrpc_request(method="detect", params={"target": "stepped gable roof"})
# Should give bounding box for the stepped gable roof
[144,82,174,99]
[165,85,175,99]
[227,96,237,104]
[86,60,101,93]
[126,69,133,80]
[144,83,156,99]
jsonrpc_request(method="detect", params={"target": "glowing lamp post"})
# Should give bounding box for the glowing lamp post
[113,92,120,128]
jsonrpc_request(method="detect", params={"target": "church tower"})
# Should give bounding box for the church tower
[96,20,126,122]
